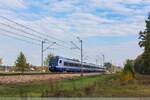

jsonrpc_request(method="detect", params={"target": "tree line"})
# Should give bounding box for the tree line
[122,13,150,75]
[134,13,150,74]
[104,13,150,83]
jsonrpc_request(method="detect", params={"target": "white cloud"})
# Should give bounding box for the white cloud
[0,0,27,9]
[1,0,146,37]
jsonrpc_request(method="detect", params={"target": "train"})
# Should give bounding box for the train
[49,56,106,72]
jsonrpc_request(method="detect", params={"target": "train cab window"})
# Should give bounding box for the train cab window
[59,60,62,64]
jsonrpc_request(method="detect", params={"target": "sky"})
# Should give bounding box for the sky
[0,0,150,67]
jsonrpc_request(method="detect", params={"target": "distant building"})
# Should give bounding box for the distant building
[30,66,49,72]
[0,66,13,72]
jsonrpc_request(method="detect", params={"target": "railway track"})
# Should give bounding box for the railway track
[0,72,102,84]
[0,72,76,76]
[0,72,102,76]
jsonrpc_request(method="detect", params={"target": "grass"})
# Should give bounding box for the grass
[0,74,150,97]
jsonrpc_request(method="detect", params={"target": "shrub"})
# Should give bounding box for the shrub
[120,60,135,84]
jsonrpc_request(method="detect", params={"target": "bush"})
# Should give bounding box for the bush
[120,60,135,84]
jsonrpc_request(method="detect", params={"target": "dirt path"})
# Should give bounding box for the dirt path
[0,73,101,84]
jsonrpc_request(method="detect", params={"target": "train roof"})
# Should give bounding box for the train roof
[55,56,80,62]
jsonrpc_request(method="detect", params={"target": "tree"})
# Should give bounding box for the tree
[14,52,30,73]
[123,60,135,76]
[138,13,150,74]
[104,62,112,72]
[44,53,54,66]
[134,54,145,74]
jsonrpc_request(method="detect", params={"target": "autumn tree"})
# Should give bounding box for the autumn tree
[138,13,150,74]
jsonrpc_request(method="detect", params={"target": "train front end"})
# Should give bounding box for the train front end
[49,56,59,72]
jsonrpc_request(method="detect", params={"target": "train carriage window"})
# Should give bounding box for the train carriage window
[64,62,68,66]
[64,61,84,67]
[59,60,62,64]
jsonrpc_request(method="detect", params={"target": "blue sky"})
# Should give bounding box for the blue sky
[0,0,149,66]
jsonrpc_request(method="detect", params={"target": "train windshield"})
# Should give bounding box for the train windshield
[49,57,59,67]
[59,60,62,64]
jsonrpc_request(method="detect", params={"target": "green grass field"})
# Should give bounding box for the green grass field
[0,74,150,97]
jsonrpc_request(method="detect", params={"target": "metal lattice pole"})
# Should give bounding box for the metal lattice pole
[41,40,44,66]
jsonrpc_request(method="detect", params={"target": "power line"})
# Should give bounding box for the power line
[0,32,40,46]
[0,27,41,43]
[0,22,49,42]
[0,22,68,48]
[13,12,78,42]
[0,15,69,44]
[0,23,71,50]
[0,16,72,49]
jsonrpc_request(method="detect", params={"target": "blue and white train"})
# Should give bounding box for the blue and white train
[49,56,105,72]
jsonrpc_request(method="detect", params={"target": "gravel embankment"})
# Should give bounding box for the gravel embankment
[0,73,101,84]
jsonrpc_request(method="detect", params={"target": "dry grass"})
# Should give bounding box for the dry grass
[0,73,99,84]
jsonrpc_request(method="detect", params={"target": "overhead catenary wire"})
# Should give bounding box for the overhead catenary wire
[0,23,71,50]
[0,15,69,44]
[0,4,77,39]
[0,22,50,42]
[0,27,41,43]
[0,32,40,46]
[0,22,70,49]
[11,11,78,42]
[0,16,72,49]
[2,12,80,50]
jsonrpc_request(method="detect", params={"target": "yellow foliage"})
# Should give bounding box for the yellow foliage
[120,71,134,83]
